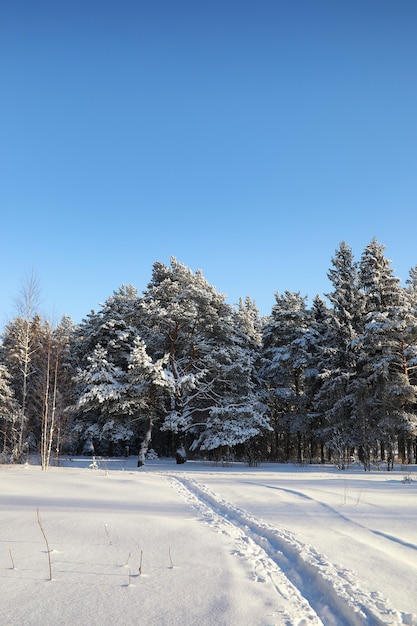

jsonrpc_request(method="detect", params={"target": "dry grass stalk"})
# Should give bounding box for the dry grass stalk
[104,524,112,545]
[36,508,52,580]
[9,548,15,570]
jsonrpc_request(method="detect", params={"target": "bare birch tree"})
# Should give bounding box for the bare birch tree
[0,273,41,460]
[39,318,73,470]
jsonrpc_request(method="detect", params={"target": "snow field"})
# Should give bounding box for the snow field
[1,459,417,625]
[1,463,291,625]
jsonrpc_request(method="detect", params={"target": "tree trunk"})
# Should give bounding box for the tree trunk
[137,415,154,467]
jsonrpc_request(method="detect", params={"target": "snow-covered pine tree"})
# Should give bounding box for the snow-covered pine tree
[137,258,224,445]
[406,265,417,293]
[189,306,270,460]
[313,242,365,467]
[126,337,168,466]
[261,291,311,462]
[72,286,147,455]
[234,296,264,351]
[405,265,417,368]
[302,295,335,464]
[73,344,132,451]
[73,285,140,370]
[0,363,20,461]
[353,239,417,469]
[138,258,269,459]
[52,316,77,461]
[230,297,269,462]
[402,265,417,461]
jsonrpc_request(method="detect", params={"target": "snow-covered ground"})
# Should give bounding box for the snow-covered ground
[1,457,417,626]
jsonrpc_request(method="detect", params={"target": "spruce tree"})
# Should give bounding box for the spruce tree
[314,242,364,467]
[72,286,143,455]
[303,295,334,463]
[261,291,311,462]
[353,239,417,469]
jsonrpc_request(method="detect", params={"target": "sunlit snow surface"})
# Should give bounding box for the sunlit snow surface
[1,457,417,625]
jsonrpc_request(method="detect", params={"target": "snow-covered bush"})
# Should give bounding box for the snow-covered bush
[146,448,159,461]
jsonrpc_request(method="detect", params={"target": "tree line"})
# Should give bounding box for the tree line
[1,238,417,470]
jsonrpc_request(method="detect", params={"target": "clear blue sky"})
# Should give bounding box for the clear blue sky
[2,0,417,326]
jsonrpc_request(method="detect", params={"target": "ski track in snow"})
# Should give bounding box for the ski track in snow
[164,472,417,626]
[252,482,417,561]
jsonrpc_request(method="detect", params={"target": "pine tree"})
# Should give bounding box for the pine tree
[127,337,168,466]
[189,322,269,458]
[73,285,141,370]
[140,258,269,458]
[0,363,20,461]
[302,295,334,463]
[72,286,144,455]
[353,239,417,469]
[402,266,417,462]
[231,297,269,463]
[314,242,365,467]
[138,258,225,448]
[261,291,311,462]
[73,344,132,453]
